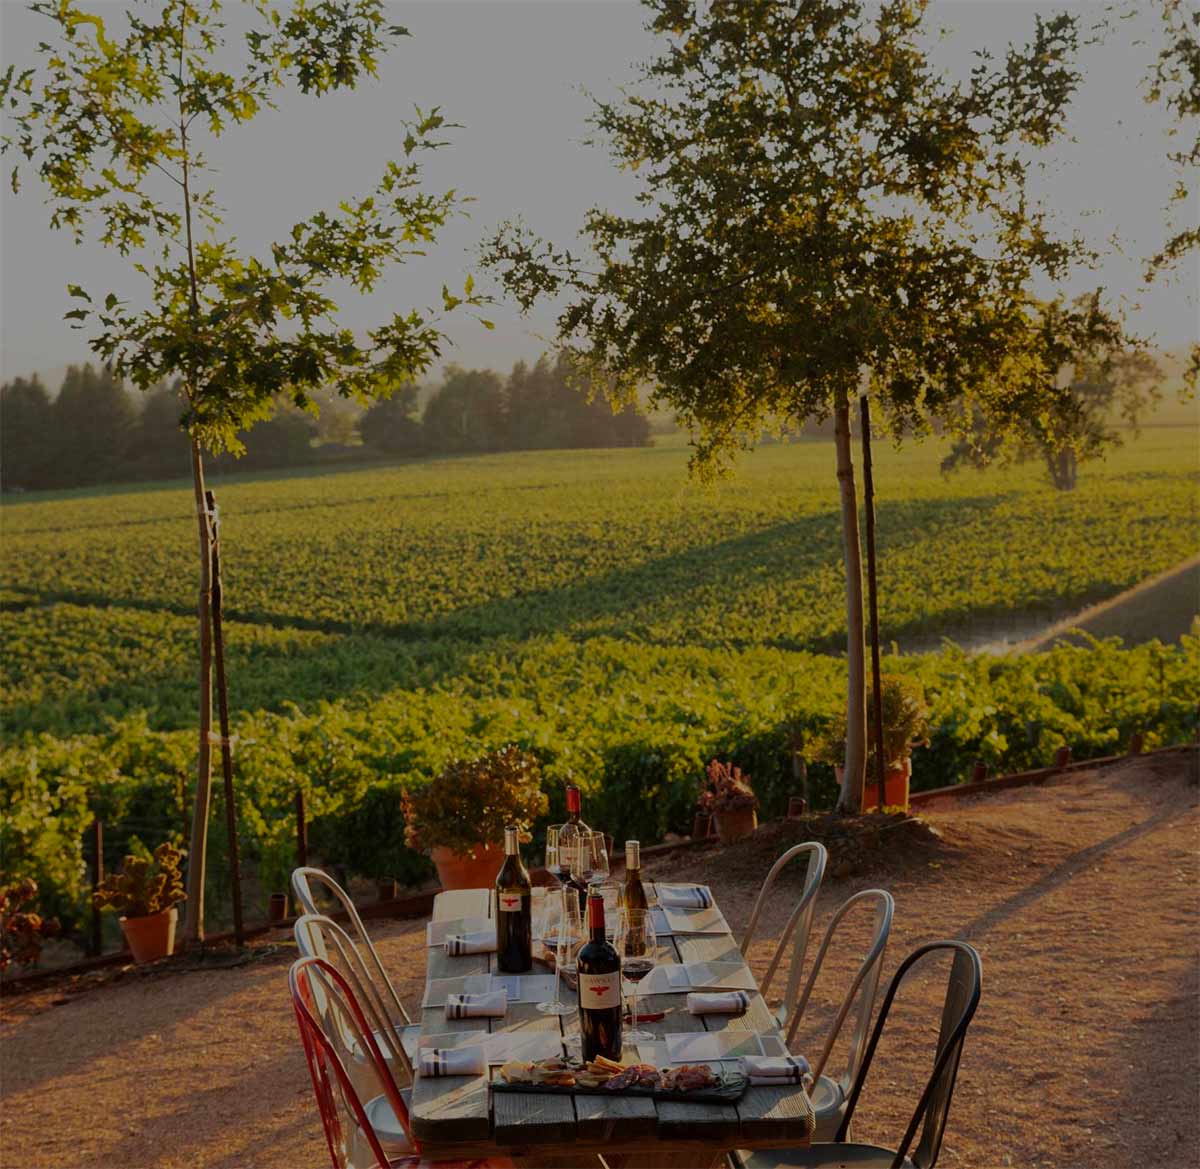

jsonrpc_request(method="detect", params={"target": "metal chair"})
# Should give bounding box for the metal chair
[741,842,828,1028]
[292,866,414,1029]
[294,913,418,1089]
[783,890,894,1141]
[290,956,513,1169]
[738,940,983,1169]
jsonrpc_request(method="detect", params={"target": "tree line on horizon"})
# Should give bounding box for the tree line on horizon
[0,351,652,492]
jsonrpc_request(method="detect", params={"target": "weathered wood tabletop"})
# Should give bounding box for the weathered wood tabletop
[410,885,813,1169]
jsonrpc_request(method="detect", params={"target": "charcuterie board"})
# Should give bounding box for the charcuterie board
[490,1070,747,1104]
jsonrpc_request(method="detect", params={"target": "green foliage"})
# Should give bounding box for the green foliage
[697,760,759,814]
[93,841,186,918]
[814,674,932,772]
[482,0,1105,475]
[0,0,485,455]
[0,879,61,972]
[401,746,548,855]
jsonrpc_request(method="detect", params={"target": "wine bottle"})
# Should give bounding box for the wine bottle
[495,825,532,973]
[621,840,648,911]
[564,785,593,912]
[577,891,623,1063]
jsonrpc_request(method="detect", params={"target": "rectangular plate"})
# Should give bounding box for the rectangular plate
[491,1071,748,1104]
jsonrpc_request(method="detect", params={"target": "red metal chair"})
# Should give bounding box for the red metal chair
[290,957,512,1169]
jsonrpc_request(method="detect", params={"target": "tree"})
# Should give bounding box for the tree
[0,374,53,489]
[129,381,192,481]
[52,363,138,486]
[3,0,487,939]
[942,294,1163,489]
[360,384,424,454]
[423,366,506,453]
[484,0,1097,812]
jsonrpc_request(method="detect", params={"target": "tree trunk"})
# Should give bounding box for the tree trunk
[834,388,867,813]
[184,437,214,943]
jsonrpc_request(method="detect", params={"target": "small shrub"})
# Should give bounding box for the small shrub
[697,759,759,814]
[814,674,931,772]
[0,879,60,972]
[93,841,186,918]
[402,745,547,855]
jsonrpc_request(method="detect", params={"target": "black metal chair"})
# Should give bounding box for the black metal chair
[738,940,983,1169]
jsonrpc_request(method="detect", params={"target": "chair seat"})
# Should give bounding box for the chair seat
[809,1072,848,1142]
[363,1088,415,1151]
[741,1143,915,1169]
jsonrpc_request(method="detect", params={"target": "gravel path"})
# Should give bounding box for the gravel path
[2,753,1195,1169]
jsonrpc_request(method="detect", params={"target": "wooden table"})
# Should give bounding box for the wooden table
[410,887,813,1168]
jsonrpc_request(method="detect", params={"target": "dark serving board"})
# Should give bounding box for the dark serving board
[491,1071,748,1104]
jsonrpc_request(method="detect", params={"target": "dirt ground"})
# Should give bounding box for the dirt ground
[1,754,1196,1169]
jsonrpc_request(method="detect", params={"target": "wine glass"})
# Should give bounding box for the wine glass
[573,830,608,886]
[536,887,581,1017]
[544,824,565,883]
[616,907,658,1045]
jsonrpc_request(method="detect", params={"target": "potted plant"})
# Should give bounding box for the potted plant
[816,674,931,810]
[93,842,186,964]
[0,879,61,973]
[402,746,548,890]
[698,760,760,844]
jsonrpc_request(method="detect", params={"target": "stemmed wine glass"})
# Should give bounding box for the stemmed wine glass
[543,824,566,884]
[616,907,658,1045]
[536,886,582,1018]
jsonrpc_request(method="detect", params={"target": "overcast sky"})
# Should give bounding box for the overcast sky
[1,0,1195,389]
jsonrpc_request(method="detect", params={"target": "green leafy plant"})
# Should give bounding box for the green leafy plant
[0,879,61,972]
[93,842,186,919]
[402,746,547,856]
[697,760,759,815]
[815,675,932,774]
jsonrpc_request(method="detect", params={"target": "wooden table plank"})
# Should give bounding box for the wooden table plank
[491,1003,577,1147]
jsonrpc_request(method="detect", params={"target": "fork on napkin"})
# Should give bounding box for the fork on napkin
[740,1054,811,1085]
[445,989,507,1019]
[687,990,750,1016]
[656,884,713,910]
[418,1045,486,1077]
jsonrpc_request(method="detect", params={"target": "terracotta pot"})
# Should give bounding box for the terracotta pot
[431,843,505,891]
[119,906,178,964]
[837,758,911,811]
[713,806,758,844]
[268,892,288,923]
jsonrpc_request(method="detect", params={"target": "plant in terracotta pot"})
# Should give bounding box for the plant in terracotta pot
[402,746,548,890]
[93,842,186,964]
[0,879,61,973]
[816,674,931,810]
[698,760,760,844]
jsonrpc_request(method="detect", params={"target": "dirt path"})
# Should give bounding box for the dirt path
[1,755,1196,1169]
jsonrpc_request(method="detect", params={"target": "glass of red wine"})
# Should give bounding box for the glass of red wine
[616,907,658,1045]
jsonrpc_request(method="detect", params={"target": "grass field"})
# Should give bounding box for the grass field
[4,428,1197,736]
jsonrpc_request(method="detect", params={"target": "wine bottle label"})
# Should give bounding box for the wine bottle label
[578,970,620,1008]
[498,892,524,913]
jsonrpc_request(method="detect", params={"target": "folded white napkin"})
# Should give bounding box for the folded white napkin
[741,1054,811,1085]
[418,1044,487,1077]
[657,885,713,909]
[445,989,507,1019]
[444,930,496,956]
[687,990,751,1015]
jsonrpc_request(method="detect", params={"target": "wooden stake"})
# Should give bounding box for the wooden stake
[859,394,886,813]
[207,489,244,948]
[89,819,103,958]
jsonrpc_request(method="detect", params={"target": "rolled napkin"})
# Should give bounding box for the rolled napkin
[444,930,496,956]
[445,989,508,1019]
[657,885,713,910]
[741,1054,811,1085]
[687,990,750,1016]
[418,1044,487,1077]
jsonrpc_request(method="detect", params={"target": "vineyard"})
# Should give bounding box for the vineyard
[2,428,1197,936]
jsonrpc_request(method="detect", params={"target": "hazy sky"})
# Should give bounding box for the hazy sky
[1,0,1196,389]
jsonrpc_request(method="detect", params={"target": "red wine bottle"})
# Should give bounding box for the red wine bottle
[495,826,532,973]
[577,891,623,1063]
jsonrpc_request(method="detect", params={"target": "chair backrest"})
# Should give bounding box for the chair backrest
[291,865,412,1026]
[837,940,983,1169]
[742,842,827,1018]
[289,956,414,1169]
[295,913,413,1082]
[786,888,893,1096]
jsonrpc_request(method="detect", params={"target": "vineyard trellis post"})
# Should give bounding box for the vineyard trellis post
[207,489,244,948]
[88,819,103,957]
[860,394,887,812]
